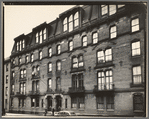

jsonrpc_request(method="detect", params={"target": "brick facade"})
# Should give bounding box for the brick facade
[8,4,146,116]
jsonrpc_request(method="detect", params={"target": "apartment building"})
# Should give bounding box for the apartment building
[4,57,11,113]
[8,4,146,116]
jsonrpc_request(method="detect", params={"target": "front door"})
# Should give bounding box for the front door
[47,96,52,111]
[56,96,62,111]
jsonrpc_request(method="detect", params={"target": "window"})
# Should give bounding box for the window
[109,5,116,15]
[57,61,61,71]
[57,45,61,54]
[74,12,79,27]
[110,25,117,39]
[78,97,84,108]
[20,70,23,78]
[6,75,8,83]
[20,83,25,94]
[11,85,14,94]
[97,48,112,63]
[118,5,125,8]
[43,28,46,40]
[6,87,8,96]
[24,69,26,78]
[6,64,8,71]
[48,48,52,57]
[19,99,25,107]
[131,18,139,32]
[71,97,77,108]
[22,39,25,49]
[39,31,42,44]
[32,80,39,92]
[97,97,104,109]
[65,99,67,108]
[133,66,142,84]
[12,72,15,78]
[69,15,73,32]
[78,55,84,67]
[19,58,21,65]
[133,94,143,111]
[72,55,84,68]
[56,77,61,90]
[82,36,87,47]
[31,98,39,107]
[39,51,42,60]
[11,98,13,107]
[63,17,67,32]
[32,66,40,77]
[93,32,98,44]
[101,5,108,16]
[36,33,39,43]
[17,42,19,51]
[132,41,141,56]
[20,41,22,51]
[72,73,84,88]
[48,78,52,89]
[31,54,34,62]
[48,63,52,72]
[107,96,114,109]
[69,41,73,51]
[98,70,113,90]
[26,56,29,63]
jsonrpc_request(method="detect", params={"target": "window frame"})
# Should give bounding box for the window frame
[92,32,98,44]
[132,65,142,85]
[131,40,141,57]
[131,17,140,33]
[110,25,117,39]
[82,35,87,47]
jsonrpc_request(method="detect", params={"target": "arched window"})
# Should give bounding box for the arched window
[37,66,40,72]
[69,15,73,32]
[39,51,42,60]
[63,17,67,32]
[26,56,29,63]
[39,31,42,44]
[48,63,52,72]
[57,45,61,54]
[43,28,46,40]
[57,61,61,71]
[31,54,34,62]
[74,12,79,27]
[49,48,52,57]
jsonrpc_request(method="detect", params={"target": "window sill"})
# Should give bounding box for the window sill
[107,109,114,112]
[129,30,141,35]
[131,55,141,59]
[94,61,114,69]
[130,83,144,87]
[134,110,144,113]
[97,109,104,111]
[70,68,85,73]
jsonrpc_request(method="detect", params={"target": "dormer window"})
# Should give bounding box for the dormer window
[69,15,73,32]
[36,28,47,44]
[63,11,79,32]
[16,39,25,51]
[63,17,67,32]
[74,12,79,27]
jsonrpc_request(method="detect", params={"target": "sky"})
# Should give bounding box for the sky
[4,5,75,59]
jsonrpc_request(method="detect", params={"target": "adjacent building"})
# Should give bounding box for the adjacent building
[4,57,11,113]
[8,3,146,116]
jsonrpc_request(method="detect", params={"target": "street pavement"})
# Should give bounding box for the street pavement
[2,113,100,118]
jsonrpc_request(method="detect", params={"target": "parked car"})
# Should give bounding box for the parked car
[56,111,76,116]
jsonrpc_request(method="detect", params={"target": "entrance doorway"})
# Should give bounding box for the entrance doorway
[47,96,52,111]
[55,95,62,111]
